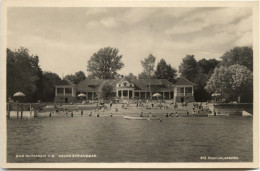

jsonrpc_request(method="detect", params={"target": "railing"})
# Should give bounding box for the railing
[56,93,64,97]
[177,93,184,96]
[177,93,193,96]
[56,93,73,97]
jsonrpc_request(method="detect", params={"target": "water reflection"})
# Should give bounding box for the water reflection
[7,116,253,162]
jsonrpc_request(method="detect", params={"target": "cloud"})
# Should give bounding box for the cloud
[100,17,120,28]
[7,7,253,77]
[118,8,158,25]
[165,7,252,36]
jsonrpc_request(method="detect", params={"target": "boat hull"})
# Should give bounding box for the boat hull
[124,116,160,120]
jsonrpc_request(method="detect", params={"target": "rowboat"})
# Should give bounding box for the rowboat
[124,116,160,120]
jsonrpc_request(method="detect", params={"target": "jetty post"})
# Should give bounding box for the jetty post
[20,103,23,119]
[7,103,10,118]
[34,109,38,117]
[29,104,32,117]
[17,103,19,119]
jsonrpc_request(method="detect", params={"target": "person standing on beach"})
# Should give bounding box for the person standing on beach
[109,101,113,110]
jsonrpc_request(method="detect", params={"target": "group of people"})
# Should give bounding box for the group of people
[192,102,209,114]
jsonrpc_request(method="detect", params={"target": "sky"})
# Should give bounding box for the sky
[7,7,252,77]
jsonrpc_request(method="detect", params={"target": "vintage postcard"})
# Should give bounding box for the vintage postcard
[1,0,259,169]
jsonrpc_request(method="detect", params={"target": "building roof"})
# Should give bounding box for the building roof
[175,77,195,86]
[117,77,134,85]
[56,77,194,91]
[77,78,120,92]
[132,79,173,91]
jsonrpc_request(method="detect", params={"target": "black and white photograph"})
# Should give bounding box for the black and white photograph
[1,0,259,169]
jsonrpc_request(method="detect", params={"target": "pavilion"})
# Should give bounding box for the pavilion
[54,77,195,103]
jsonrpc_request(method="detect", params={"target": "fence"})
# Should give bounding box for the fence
[7,103,43,119]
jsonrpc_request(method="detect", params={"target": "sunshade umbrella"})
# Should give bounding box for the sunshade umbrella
[14,92,25,97]
[78,93,86,101]
[153,93,161,100]
[153,93,161,97]
[212,93,221,97]
[14,92,25,102]
[78,93,86,97]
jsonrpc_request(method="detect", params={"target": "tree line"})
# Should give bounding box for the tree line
[7,46,253,103]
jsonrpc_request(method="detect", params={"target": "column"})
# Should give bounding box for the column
[71,87,74,97]
[92,92,94,100]
[184,87,186,97]
[163,92,164,99]
[55,87,57,97]
[169,92,171,99]
[192,86,194,96]
[116,90,118,97]
[132,90,135,98]
[127,90,129,99]
[121,90,123,99]
[139,92,140,99]
[145,92,147,99]
[63,88,65,97]
[173,87,177,101]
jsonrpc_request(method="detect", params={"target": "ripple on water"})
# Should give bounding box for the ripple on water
[7,116,252,163]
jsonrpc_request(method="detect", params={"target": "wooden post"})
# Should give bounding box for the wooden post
[17,103,19,119]
[7,103,10,118]
[34,109,38,117]
[163,92,164,99]
[20,104,23,119]
[30,104,32,118]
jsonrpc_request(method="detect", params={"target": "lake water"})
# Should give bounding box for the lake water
[7,115,253,163]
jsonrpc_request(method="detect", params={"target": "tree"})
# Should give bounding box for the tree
[220,46,253,71]
[154,59,177,83]
[87,47,124,79]
[100,83,114,100]
[193,58,220,101]
[40,72,61,102]
[228,64,253,102]
[65,71,86,84]
[193,69,212,102]
[140,54,156,97]
[197,58,219,76]
[7,47,40,102]
[179,55,198,83]
[205,64,252,102]
[138,72,150,79]
[205,66,230,102]
[75,71,87,83]
[125,73,137,80]
[64,74,76,84]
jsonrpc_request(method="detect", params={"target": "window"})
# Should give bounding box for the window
[65,88,72,93]
[124,82,127,86]
[185,87,192,93]
[57,88,64,93]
